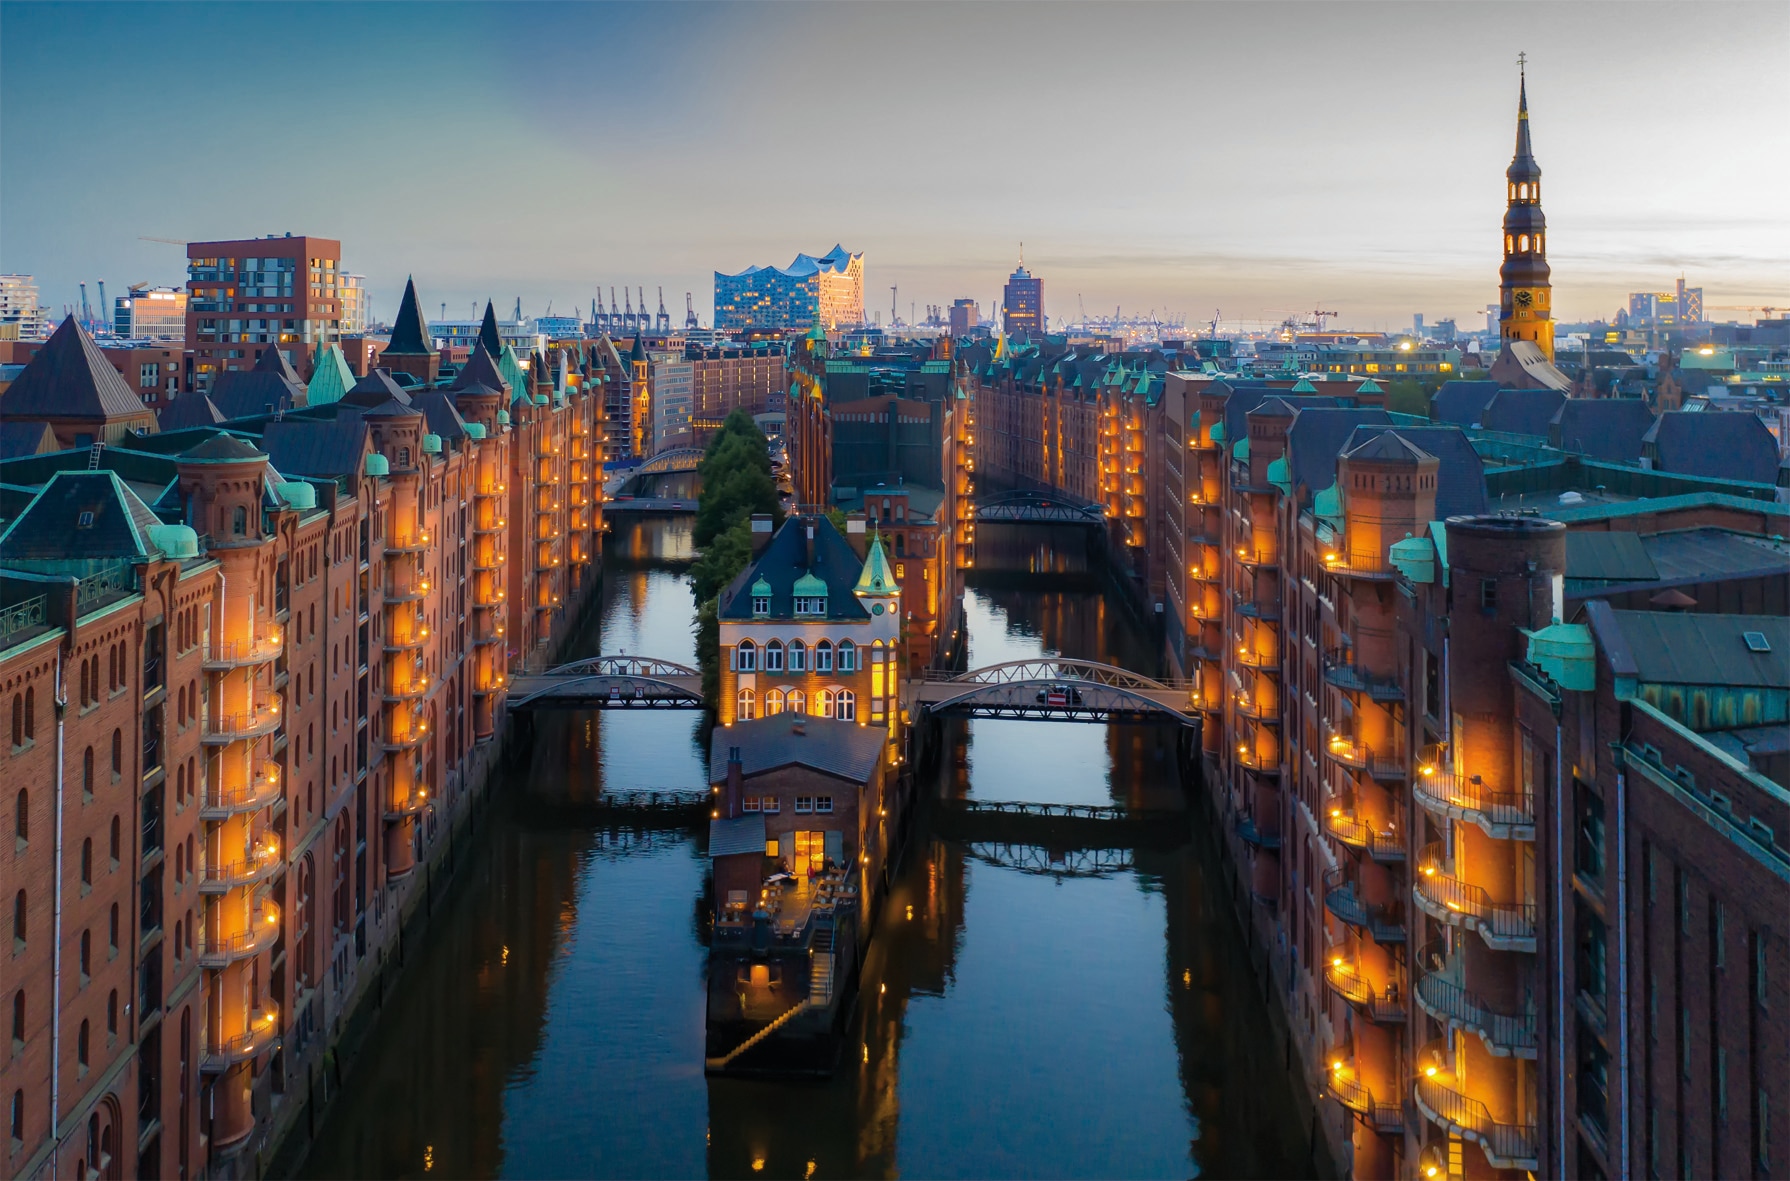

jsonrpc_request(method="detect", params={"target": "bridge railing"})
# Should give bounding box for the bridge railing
[913,659,1196,692]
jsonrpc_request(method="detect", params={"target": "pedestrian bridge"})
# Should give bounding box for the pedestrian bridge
[506,655,704,710]
[608,447,705,505]
[906,659,1198,725]
[973,490,1105,526]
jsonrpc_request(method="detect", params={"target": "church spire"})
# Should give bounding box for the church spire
[385,277,433,356]
[1498,59,1555,363]
[477,300,502,357]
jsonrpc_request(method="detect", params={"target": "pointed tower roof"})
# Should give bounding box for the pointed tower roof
[1508,69,1541,182]
[477,300,503,357]
[629,332,646,362]
[496,344,529,404]
[384,277,433,356]
[157,393,227,431]
[450,342,506,397]
[854,532,897,595]
[0,315,156,424]
[307,343,356,405]
[253,342,302,383]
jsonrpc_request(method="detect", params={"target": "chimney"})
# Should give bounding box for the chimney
[725,746,744,818]
[805,521,815,570]
[749,513,774,555]
[844,512,869,558]
[790,716,806,737]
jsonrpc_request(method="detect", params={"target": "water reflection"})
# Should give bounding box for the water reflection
[300,523,1312,1180]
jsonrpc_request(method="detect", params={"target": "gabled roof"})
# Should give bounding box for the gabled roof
[0,470,165,561]
[1481,386,1566,437]
[0,315,156,423]
[449,342,506,397]
[343,370,413,408]
[412,391,469,442]
[210,347,306,419]
[1589,605,1789,690]
[383,277,433,356]
[1644,411,1780,484]
[0,420,60,460]
[1550,397,1655,463]
[261,411,371,479]
[156,393,227,431]
[1348,426,1488,519]
[706,714,887,785]
[1284,407,1392,500]
[1429,380,1502,426]
[719,515,872,622]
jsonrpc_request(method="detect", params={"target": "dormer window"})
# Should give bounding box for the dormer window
[792,571,828,617]
[794,595,826,616]
[750,576,772,617]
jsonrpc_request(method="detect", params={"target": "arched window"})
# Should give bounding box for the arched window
[13,790,25,844]
[10,695,20,746]
[786,689,805,716]
[736,688,756,721]
[764,689,785,716]
[111,729,122,776]
[813,689,834,718]
[21,688,31,741]
[107,645,116,692]
[79,661,90,707]
[1535,233,1544,254]
[1505,234,1514,255]
[82,748,93,795]
[76,1019,89,1070]
[735,640,756,672]
[12,1089,23,1144]
[11,890,24,947]
[815,641,833,673]
[787,640,806,672]
[232,505,248,535]
[80,839,92,887]
[109,818,119,865]
[11,990,22,1045]
[837,641,856,672]
[764,641,784,673]
[835,690,856,721]
[108,903,118,952]
[1518,234,1529,252]
[79,929,90,980]
[106,990,117,1037]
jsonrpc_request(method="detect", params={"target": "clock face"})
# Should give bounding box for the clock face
[1514,290,1534,309]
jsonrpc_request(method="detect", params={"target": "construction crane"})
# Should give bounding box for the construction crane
[685,292,699,331]
[656,287,670,333]
[622,288,634,332]
[890,284,899,328]
[1209,309,1222,338]
[513,297,523,321]
[1711,305,1781,318]
[1309,307,1339,331]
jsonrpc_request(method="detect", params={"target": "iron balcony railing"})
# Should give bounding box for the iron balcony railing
[1328,1065,1404,1135]
[1414,968,1539,1058]
[1323,871,1406,943]
[1414,1046,1539,1171]
[197,912,279,968]
[1,595,49,649]
[1323,956,1407,1024]
[199,844,282,893]
[201,706,281,745]
[203,635,281,670]
[1413,766,1536,840]
[75,561,137,614]
[200,769,282,819]
[201,1009,281,1073]
[1413,843,1538,952]
[1235,813,1282,851]
[1324,808,1407,864]
[1321,652,1405,702]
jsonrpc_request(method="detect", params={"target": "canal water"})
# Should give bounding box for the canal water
[299,520,1312,1180]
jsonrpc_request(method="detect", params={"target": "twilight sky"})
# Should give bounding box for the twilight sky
[3,1,1785,333]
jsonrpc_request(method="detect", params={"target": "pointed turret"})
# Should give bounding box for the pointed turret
[477,300,502,357]
[1508,71,1540,183]
[1498,65,1554,363]
[382,277,441,384]
[629,331,646,363]
[854,531,897,596]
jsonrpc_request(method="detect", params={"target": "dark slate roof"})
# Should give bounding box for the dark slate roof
[718,515,870,622]
[1429,380,1501,426]
[413,391,468,442]
[1345,430,1431,464]
[156,393,227,431]
[209,351,306,419]
[0,471,163,560]
[383,277,433,356]
[1644,411,1780,484]
[1222,387,1353,449]
[342,370,413,408]
[1565,532,1658,582]
[261,412,370,479]
[450,342,506,396]
[1550,397,1655,463]
[1593,606,1790,689]
[179,432,266,463]
[1285,407,1391,499]
[707,714,888,785]
[708,814,766,859]
[359,395,422,420]
[0,315,153,422]
[1352,426,1488,519]
[0,420,58,460]
[477,301,502,357]
[1480,387,1566,437]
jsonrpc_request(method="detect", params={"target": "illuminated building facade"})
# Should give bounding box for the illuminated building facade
[1002,258,1042,339]
[184,235,346,391]
[714,246,863,333]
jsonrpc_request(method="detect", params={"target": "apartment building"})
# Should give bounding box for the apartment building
[1,303,605,1177]
[184,236,345,392]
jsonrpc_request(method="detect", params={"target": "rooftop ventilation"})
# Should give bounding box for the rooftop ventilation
[1743,631,1771,653]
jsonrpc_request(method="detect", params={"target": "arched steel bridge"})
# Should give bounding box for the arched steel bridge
[963,842,1137,879]
[907,659,1199,726]
[506,655,705,710]
[973,489,1105,526]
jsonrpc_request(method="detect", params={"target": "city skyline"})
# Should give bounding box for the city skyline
[3,1,1786,331]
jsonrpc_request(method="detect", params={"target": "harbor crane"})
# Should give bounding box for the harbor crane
[656,287,670,333]
[685,292,699,331]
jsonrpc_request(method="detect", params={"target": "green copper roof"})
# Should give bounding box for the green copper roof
[307,343,355,405]
[1267,456,1291,495]
[854,533,896,595]
[1313,483,1342,526]
[1232,438,1249,460]
[1209,421,1224,443]
[1389,534,1435,583]
[1526,623,1596,692]
[1290,377,1318,393]
[1355,378,1384,394]
[750,576,773,604]
[497,345,529,404]
[792,570,828,597]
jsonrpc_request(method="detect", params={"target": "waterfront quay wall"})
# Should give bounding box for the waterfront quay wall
[264,570,605,1179]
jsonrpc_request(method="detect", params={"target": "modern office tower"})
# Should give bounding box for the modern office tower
[714,245,863,333]
[113,284,188,340]
[1002,256,1043,339]
[184,234,343,390]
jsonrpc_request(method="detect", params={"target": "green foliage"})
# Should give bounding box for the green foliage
[693,598,720,703]
[694,412,781,546]
[1386,377,1431,418]
[825,506,849,534]
[689,517,753,605]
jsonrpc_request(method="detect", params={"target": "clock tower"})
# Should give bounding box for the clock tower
[1499,64,1554,361]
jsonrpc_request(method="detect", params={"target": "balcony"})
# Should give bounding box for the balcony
[1234,598,1280,622]
[1235,546,1277,568]
[202,634,282,671]
[201,1009,281,1072]
[199,844,282,893]
[1414,1046,1539,1171]
[1322,874,1405,943]
[1235,813,1281,851]
[384,581,431,604]
[1234,743,1279,775]
[1319,552,1396,582]
[1233,693,1280,723]
[383,630,428,653]
[1324,808,1406,864]
[1327,1062,1404,1136]
[1323,956,1406,1024]
[1413,844,1537,953]
[1321,731,1405,781]
[199,770,281,819]
[1413,767,1536,841]
[381,728,429,753]
[1414,969,1538,1059]
[385,534,430,555]
[1321,655,1405,703]
[197,911,280,968]
[202,706,281,745]
[1235,646,1277,671]
[383,677,429,702]
[383,787,429,821]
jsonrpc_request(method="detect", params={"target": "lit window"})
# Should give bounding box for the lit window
[814,689,834,718]
[736,688,755,720]
[764,689,785,715]
[786,689,805,715]
[742,796,761,813]
[761,796,780,814]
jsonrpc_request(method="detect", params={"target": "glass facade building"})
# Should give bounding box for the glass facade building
[715,245,863,333]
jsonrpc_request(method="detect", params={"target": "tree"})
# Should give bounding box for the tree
[1386,377,1430,418]
[694,414,780,545]
[689,518,753,605]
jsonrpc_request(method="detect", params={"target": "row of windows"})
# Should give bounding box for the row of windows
[739,795,833,814]
[733,638,862,673]
[737,687,855,721]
